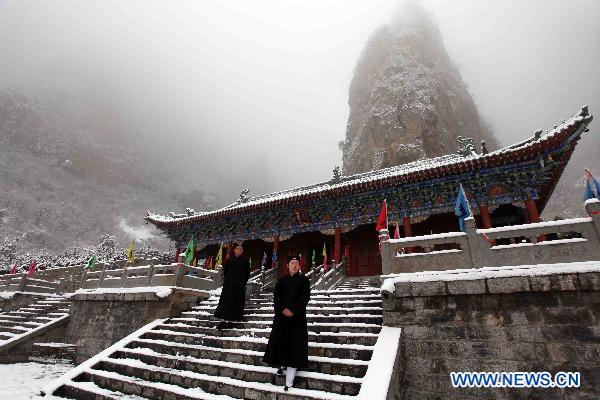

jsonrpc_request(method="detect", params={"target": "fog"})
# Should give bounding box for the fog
[1,0,598,207]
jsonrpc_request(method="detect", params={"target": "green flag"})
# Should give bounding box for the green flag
[184,237,195,265]
[86,255,97,270]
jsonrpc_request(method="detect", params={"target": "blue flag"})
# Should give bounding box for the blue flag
[271,251,278,268]
[584,168,600,201]
[455,184,472,232]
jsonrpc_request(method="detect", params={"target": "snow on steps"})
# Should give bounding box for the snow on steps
[0,296,71,353]
[44,280,400,400]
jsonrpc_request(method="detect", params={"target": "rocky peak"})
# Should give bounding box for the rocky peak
[341,2,497,175]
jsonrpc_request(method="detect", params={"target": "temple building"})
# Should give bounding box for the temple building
[146,107,593,277]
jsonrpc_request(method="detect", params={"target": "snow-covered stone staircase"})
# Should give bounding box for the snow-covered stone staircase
[0,296,71,349]
[48,279,384,400]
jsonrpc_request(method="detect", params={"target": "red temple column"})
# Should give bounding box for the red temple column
[273,235,280,255]
[273,235,280,271]
[174,247,181,264]
[402,216,414,254]
[334,226,342,264]
[226,241,233,261]
[478,204,495,246]
[478,205,493,229]
[524,198,546,242]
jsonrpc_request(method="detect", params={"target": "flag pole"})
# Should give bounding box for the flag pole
[385,199,388,230]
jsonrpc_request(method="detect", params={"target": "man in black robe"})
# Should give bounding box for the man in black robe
[263,255,311,391]
[214,244,250,330]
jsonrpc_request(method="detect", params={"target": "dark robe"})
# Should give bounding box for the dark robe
[263,272,311,369]
[214,255,250,321]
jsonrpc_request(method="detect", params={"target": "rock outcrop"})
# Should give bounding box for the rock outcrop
[342,3,498,175]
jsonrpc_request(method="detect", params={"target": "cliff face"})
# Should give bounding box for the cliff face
[342,4,497,175]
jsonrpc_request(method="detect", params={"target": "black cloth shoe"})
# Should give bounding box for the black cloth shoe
[284,386,289,391]
[276,368,285,375]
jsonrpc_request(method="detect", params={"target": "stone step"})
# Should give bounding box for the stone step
[104,351,363,396]
[245,299,382,308]
[0,319,42,328]
[0,325,29,334]
[139,330,374,361]
[251,293,381,302]
[0,332,17,339]
[84,356,360,399]
[60,371,226,400]
[168,318,382,334]
[239,300,383,309]
[155,323,379,346]
[192,305,383,315]
[55,381,123,400]
[181,311,383,325]
[126,338,370,378]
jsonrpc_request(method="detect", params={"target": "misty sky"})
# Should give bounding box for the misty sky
[1,0,599,207]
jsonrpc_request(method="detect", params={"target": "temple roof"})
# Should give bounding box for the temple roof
[147,107,592,228]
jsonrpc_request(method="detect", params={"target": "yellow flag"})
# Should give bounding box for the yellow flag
[126,240,135,264]
[214,245,223,268]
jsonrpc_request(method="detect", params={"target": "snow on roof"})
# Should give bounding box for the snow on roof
[147,107,592,225]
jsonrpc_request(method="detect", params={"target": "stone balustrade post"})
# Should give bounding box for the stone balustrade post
[464,217,483,269]
[18,275,27,292]
[120,268,128,288]
[174,264,186,287]
[147,265,155,286]
[585,199,600,241]
[98,269,106,289]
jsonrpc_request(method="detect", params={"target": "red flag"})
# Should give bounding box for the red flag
[299,254,304,274]
[394,224,400,239]
[27,260,37,277]
[9,263,17,274]
[375,199,388,232]
[482,232,494,243]
[204,256,212,269]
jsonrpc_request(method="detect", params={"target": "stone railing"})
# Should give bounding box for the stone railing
[247,265,278,294]
[305,263,324,289]
[381,200,600,274]
[0,274,59,294]
[80,263,223,292]
[313,260,345,290]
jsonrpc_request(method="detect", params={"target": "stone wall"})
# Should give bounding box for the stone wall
[0,317,70,363]
[382,268,600,399]
[66,289,208,364]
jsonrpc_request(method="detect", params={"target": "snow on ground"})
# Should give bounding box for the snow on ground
[0,359,73,399]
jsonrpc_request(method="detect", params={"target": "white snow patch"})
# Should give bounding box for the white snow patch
[357,326,401,400]
[0,359,73,400]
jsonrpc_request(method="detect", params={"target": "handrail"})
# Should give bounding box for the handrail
[313,260,345,291]
[80,263,223,291]
[0,274,60,294]
[380,202,600,274]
